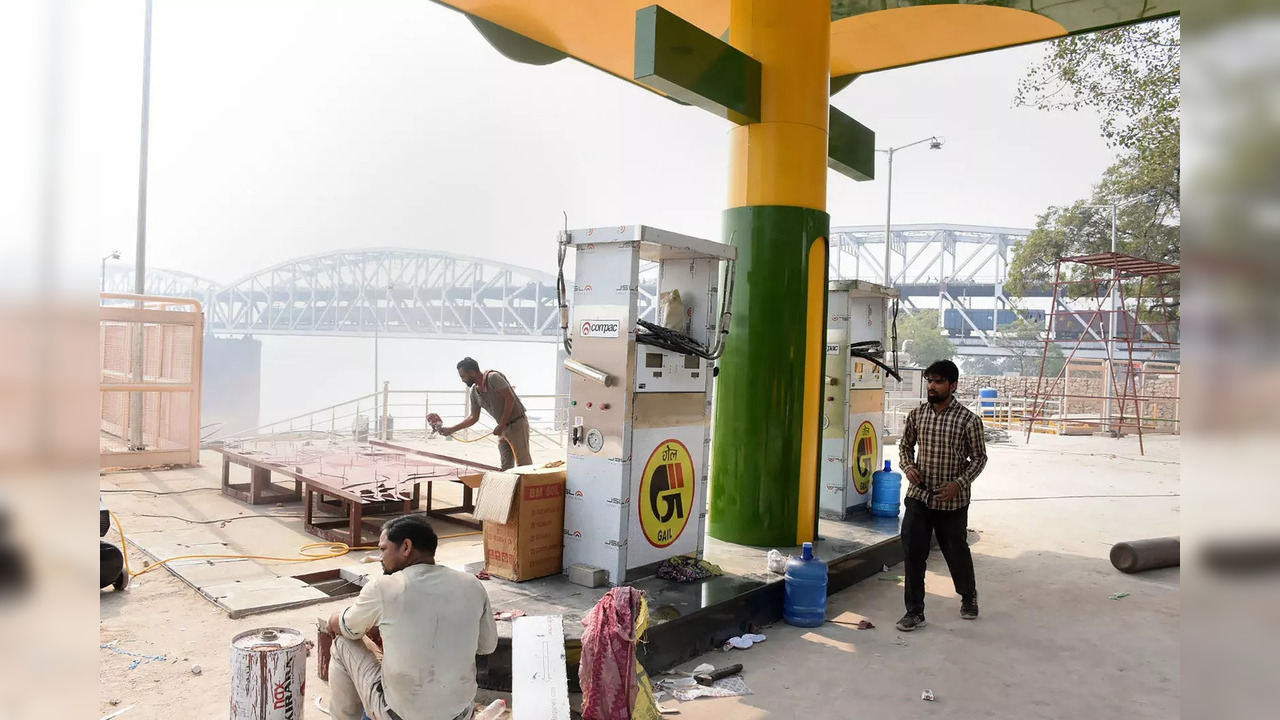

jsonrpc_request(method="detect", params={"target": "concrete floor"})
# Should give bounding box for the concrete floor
[99,433,1179,719]
[653,433,1180,719]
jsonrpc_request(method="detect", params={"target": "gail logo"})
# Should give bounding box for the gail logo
[581,320,621,338]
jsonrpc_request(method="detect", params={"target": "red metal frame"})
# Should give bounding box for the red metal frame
[1025,252,1180,455]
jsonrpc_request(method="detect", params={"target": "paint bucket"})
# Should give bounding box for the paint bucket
[230,627,306,720]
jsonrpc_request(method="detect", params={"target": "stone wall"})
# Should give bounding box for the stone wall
[957,370,1180,427]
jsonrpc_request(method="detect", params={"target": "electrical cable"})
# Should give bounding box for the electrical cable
[970,493,1178,503]
[131,512,304,524]
[635,319,718,360]
[891,298,900,374]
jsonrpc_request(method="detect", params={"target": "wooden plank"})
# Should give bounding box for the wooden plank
[512,615,571,720]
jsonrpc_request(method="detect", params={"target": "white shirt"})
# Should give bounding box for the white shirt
[339,564,499,720]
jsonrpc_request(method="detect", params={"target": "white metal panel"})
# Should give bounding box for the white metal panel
[626,425,707,570]
[846,411,883,511]
[819,437,847,519]
[562,454,630,584]
[512,616,572,720]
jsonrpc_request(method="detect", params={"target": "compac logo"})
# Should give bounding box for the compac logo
[580,320,621,338]
[605,539,628,548]
[607,496,630,506]
[566,488,584,498]
[564,529,583,539]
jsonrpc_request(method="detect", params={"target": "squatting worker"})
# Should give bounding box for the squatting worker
[895,359,988,632]
[438,357,533,470]
[326,514,498,720]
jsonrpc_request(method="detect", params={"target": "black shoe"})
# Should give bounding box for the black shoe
[961,597,979,620]
[896,612,927,632]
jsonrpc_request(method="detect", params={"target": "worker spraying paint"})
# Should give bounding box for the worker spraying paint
[434,357,533,470]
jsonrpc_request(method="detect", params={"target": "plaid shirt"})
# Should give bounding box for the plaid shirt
[898,399,988,511]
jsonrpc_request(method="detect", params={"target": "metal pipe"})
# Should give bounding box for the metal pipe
[563,358,612,387]
[128,0,155,451]
[1110,537,1179,574]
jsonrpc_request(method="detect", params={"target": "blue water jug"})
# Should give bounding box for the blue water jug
[871,460,903,518]
[783,542,828,627]
[979,387,998,417]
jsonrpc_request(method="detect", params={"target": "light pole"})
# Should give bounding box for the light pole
[877,136,944,287]
[101,250,121,292]
[1082,196,1145,434]
[374,282,393,413]
[129,0,155,451]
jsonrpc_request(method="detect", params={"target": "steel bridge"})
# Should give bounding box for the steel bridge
[104,248,654,342]
[104,226,1123,356]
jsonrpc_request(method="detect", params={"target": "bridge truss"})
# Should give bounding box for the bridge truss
[104,249,657,342]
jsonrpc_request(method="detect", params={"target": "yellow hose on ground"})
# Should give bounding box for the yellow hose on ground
[108,511,478,580]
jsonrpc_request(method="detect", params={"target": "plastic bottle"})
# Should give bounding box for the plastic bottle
[871,460,903,518]
[476,699,507,720]
[783,542,828,627]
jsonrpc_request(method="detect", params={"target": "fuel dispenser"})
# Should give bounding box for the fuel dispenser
[555,226,736,585]
[821,280,900,519]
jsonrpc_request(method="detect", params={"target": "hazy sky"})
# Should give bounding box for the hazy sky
[54,0,1116,284]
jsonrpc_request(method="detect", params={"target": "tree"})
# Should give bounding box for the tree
[964,355,1004,376]
[1015,17,1179,160]
[1005,150,1179,301]
[897,310,955,367]
[992,319,1065,378]
[1009,17,1180,324]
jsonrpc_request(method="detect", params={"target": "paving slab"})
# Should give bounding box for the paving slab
[200,576,330,619]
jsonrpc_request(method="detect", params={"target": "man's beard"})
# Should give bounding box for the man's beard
[928,392,949,405]
[382,563,393,575]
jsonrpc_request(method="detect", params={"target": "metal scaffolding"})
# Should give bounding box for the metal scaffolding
[1025,252,1181,455]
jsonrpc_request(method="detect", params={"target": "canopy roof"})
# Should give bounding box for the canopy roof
[431,0,1178,95]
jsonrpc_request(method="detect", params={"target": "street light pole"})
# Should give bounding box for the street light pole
[877,136,943,288]
[101,250,120,292]
[883,150,893,287]
[129,0,155,451]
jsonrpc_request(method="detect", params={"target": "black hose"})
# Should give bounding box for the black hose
[850,350,902,383]
[636,319,716,360]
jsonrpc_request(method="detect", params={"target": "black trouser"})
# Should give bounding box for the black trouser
[901,497,976,615]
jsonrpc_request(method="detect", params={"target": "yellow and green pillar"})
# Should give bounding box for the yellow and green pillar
[631,1,874,546]
[710,0,832,547]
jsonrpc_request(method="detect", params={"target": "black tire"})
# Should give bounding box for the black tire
[113,568,130,592]
[101,542,125,589]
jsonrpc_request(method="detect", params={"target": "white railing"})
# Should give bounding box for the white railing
[211,388,568,450]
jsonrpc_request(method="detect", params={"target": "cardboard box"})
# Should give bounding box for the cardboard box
[479,464,566,582]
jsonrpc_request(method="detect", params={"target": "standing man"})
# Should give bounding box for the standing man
[896,359,988,631]
[326,513,498,720]
[438,357,533,470]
